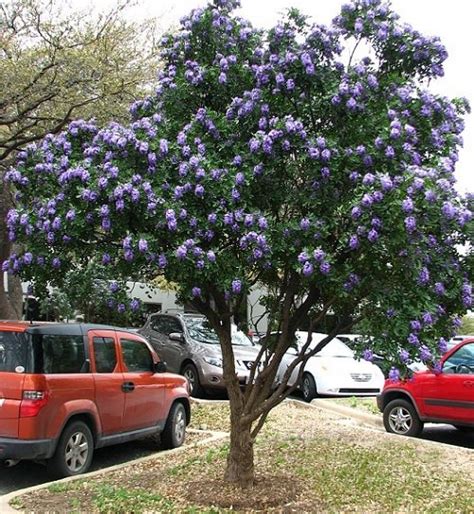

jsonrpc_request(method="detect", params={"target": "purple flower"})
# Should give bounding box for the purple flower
[349,235,359,250]
[419,345,432,362]
[302,261,314,277]
[367,229,378,243]
[159,139,169,155]
[441,201,456,219]
[207,250,216,262]
[402,198,414,213]
[422,312,434,325]
[363,349,373,362]
[320,261,331,275]
[235,172,245,186]
[388,367,400,382]
[434,282,445,295]
[313,248,325,262]
[351,206,362,219]
[192,287,201,298]
[129,299,140,311]
[300,218,310,230]
[195,184,205,197]
[176,246,187,260]
[158,254,167,268]
[417,267,430,285]
[102,253,111,265]
[438,338,448,353]
[138,239,148,253]
[231,279,242,294]
[52,257,61,269]
[410,320,422,332]
[399,349,410,363]
[407,333,419,346]
[404,216,416,233]
[298,251,309,264]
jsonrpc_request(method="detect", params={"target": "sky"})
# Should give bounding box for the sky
[79,0,473,195]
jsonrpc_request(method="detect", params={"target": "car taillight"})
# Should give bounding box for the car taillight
[20,391,49,417]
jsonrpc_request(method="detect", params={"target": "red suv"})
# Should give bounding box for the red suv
[0,321,190,477]
[377,338,474,436]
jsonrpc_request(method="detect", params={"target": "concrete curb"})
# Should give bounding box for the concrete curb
[309,399,384,429]
[0,429,229,513]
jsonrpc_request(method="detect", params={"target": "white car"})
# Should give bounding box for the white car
[277,331,385,402]
[447,335,472,351]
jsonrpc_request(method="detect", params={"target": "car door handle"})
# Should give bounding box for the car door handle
[462,380,474,388]
[122,381,135,392]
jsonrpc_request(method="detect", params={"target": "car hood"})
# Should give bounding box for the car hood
[189,341,260,361]
[307,355,382,374]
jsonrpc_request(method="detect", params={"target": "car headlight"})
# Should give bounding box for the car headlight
[204,357,223,368]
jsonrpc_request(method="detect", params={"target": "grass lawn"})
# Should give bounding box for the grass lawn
[11,401,474,513]
[329,396,381,415]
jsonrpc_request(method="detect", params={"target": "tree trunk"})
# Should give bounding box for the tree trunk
[224,416,254,487]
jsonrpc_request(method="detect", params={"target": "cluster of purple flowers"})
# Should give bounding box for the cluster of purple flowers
[298,248,331,278]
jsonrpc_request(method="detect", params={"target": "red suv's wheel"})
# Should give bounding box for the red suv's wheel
[383,399,423,437]
[47,420,94,478]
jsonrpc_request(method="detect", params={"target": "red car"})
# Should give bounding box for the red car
[0,321,190,477]
[377,338,474,436]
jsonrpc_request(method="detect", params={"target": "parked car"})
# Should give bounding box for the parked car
[261,331,385,402]
[139,313,261,397]
[337,333,427,376]
[377,338,474,437]
[447,335,472,351]
[0,321,190,478]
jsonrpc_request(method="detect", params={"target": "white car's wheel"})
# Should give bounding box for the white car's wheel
[301,373,317,402]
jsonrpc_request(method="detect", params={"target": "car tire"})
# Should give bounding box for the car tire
[383,399,423,437]
[47,421,94,478]
[161,402,187,449]
[301,373,317,402]
[453,425,473,433]
[182,363,204,397]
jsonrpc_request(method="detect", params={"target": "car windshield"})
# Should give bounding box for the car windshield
[183,318,253,346]
[0,331,31,372]
[297,332,354,357]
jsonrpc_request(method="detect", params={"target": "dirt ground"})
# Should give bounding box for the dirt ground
[11,402,474,513]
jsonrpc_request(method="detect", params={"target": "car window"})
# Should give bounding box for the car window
[184,318,220,344]
[151,316,183,336]
[443,342,474,374]
[0,331,31,372]
[120,338,154,372]
[37,334,86,374]
[230,328,253,347]
[93,337,117,373]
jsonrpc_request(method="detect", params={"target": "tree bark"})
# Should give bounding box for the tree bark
[224,417,254,487]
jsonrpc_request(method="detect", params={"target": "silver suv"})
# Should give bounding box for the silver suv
[139,313,261,397]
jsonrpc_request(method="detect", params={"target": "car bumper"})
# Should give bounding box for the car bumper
[0,437,55,461]
[199,361,250,390]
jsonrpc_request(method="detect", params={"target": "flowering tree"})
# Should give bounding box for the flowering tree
[4,0,472,487]
[0,0,159,318]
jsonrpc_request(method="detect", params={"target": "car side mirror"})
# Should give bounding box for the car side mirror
[169,332,184,342]
[154,361,167,373]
